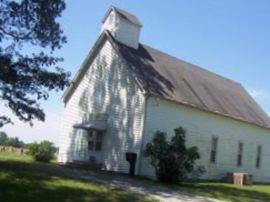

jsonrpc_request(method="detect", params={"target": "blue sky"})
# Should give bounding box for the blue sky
[2,0,270,145]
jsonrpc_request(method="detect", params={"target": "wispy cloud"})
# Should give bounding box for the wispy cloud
[248,89,269,100]
[248,89,270,116]
[266,109,270,116]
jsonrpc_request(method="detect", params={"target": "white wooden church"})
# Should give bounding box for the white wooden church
[58,7,270,182]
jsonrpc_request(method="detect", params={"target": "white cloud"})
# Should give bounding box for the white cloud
[0,105,63,146]
[248,89,270,116]
[248,89,269,100]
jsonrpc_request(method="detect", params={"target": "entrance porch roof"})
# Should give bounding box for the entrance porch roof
[73,120,107,131]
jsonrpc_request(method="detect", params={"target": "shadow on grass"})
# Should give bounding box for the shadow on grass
[180,183,270,202]
[0,160,155,202]
[2,159,270,202]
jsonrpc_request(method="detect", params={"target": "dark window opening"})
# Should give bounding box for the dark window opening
[95,131,102,151]
[256,145,262,169]
[210,137,218,163]
[88,141,94,150]
[88,131,103,151]
[237,142,243,166]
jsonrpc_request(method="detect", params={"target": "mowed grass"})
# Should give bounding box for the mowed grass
[0,152,156,202]
[0,151,33,162]
[1,152,270,202]
[178,181,270,202]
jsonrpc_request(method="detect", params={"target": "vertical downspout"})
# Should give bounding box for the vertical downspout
[137,93,149,175]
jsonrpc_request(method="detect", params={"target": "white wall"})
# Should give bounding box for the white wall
[140,96,270,182]
[101,11,116,35]
[59,39,145,173]
[101,10,140,49]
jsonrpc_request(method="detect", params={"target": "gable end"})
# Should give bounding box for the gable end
[63,31,145,104]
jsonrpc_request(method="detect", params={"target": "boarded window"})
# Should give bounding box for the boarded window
[210,137,218,163]
[237,142,243,166]
[256,145,262,168]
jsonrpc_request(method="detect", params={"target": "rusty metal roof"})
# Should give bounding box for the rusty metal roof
[115,41,270,128]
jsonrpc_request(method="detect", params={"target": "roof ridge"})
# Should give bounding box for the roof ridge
[109,6,142,27]
[115,40,270,128]
[63,31,270,129]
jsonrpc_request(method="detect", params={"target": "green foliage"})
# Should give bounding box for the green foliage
[0,0,70,127]
[27,141,55,162]
[0,131,8,145]
[144,126,202,184]
[0,131,24,147]
[6,137,24,147]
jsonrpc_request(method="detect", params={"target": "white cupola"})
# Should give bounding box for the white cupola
[101,7,142,49]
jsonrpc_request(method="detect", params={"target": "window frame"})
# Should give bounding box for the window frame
[256,145,262,169]
[210,136,218,163]
[87,131,103,151]
[237,141,244,167]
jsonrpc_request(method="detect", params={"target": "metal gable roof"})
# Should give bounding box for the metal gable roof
[114,40,270,129]
[63,31,270,129]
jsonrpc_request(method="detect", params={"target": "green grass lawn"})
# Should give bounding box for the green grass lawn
[0,152,155,202]
[1,152,270,202]
[0,151,33,162]
[178,181,270,202]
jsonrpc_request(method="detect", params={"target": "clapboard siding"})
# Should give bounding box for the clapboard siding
[58,39,145,173]
[140,96,270,182]
[101,9,140,49]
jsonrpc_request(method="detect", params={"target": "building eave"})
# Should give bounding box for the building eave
[147,93,270,131]
[62,31,270,131]
[102,6,142,27]
[62,32,108,103]
[62,30,146,104]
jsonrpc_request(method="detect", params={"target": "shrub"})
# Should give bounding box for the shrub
[27,141,55,163]
[144,126,203,184]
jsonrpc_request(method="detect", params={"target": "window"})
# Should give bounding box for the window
[87,132,95,150]
[237,142,243,166]
[256,145,262,168]
[88,131,103,151]
[95,131,102,151]
[210,137,218,163]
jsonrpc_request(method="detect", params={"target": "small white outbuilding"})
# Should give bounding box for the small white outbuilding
[59,7,270,182]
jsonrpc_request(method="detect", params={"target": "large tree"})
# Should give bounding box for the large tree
[0,0,70,127]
